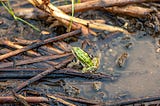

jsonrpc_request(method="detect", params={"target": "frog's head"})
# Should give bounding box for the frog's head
[71,47,80,56]
[72,47,79,52]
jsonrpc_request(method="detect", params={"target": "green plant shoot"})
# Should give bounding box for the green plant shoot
[67,0,75,32]
[1,0,40,32]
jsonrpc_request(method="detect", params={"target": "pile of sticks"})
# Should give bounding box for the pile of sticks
[26,0,160,36]
[0,0,160,105]
[0,30,113,105]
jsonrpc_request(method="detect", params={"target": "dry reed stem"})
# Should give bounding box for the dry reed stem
[27,0,130,34]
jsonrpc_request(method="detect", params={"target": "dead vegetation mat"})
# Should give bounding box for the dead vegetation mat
[0,0,160,106]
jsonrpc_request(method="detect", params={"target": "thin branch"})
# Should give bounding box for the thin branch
[14,56,74,92]
[0,68,115,80]
[0,96,48,103]
[0,39,41,56]
[0,29,81,61]
[14,38,65,54]
[0,53,71,68]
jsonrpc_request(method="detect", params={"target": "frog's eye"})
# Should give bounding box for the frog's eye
[89,54,94,58]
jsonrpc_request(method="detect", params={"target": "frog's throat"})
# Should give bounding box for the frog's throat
[92,57,100,67]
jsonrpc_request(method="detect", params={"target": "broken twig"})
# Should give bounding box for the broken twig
[0,96,48,103]
[14,56,74,92]
[0,29,81,60]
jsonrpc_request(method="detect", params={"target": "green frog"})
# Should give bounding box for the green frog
[71,47,100,73]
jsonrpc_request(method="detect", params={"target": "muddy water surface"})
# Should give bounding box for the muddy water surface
[0,0,160,104]
[67,33,160,102]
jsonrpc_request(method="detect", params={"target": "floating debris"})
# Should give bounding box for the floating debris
[93,81,102,91]
[116,52,128,67]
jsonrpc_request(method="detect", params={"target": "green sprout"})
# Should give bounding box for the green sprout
[67,0,81,32]
[77,0,81,3]
[51,0,81,32]
[67,0,74,32]
[1,0,40,32]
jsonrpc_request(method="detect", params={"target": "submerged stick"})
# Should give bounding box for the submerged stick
[54,93,101,105]
[0,53,71,68]
[0,29,81,61]
[0,68,114,79]
[14,56,74,92]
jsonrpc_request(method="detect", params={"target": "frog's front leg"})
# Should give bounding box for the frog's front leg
[67,59,82,69]
[74,59,80,66]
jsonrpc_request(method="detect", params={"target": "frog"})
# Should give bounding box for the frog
[71,47,100,73]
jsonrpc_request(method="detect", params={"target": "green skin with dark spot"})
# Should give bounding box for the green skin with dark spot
[71,47,99,73]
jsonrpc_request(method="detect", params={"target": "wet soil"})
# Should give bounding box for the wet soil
[0,0,160,105]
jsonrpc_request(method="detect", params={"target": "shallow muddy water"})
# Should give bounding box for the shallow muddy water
[103,35,160,100]
[66,33,160,102]
[0,0,160,105]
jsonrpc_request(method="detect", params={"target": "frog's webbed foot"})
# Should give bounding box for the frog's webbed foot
[82,66,97,73]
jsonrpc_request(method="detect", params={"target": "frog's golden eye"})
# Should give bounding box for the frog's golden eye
[89,55,93,58]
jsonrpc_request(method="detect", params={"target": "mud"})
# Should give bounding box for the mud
[0,0,160,105]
